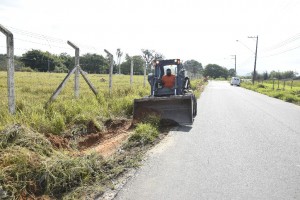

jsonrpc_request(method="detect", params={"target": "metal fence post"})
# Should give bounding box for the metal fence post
[0,24,15,114]
[67,41,80,98]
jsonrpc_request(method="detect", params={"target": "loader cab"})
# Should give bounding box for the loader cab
[148,59,189,97]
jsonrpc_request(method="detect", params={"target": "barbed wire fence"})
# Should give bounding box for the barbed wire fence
[0,24,145,114]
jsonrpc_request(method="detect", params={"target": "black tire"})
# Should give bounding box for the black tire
[193,95,197,117]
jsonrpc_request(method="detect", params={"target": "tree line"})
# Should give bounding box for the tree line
[254,70,299,80]
[0,49,252,79]
[0,49,204,75]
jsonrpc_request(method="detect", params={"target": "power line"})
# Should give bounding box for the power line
[261,44,300,58]
[265,32,300,52]
[4,25,102,52]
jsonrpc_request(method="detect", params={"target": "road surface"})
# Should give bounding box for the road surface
[115,81,300,200]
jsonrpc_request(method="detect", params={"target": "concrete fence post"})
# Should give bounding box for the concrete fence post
[143,62,147,87]
[67,41,80,98]
[104,49,113,96]
[0,24,15,114]
[130,58,133,87]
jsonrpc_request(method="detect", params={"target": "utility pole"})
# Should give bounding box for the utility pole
[248,36,258,85]
[231,55,236,75]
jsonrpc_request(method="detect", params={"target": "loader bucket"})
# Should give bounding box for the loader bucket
[133,95,194,125]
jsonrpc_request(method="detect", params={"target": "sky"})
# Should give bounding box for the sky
[1,0,300,75]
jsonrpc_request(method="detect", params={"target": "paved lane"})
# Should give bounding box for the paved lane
[115,81,300,200]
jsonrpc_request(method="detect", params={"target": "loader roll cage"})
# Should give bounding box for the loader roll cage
[148,59,190,97]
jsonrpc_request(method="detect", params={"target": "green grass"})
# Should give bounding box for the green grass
[0,71,205,199]
[241,80,300,105]
[0,72,149,133]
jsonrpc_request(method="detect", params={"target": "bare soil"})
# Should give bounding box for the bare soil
[46,119,133,157]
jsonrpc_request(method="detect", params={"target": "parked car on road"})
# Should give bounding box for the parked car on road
[230,77,240,86]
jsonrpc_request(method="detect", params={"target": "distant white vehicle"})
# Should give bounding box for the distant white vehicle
[230,77,240,86]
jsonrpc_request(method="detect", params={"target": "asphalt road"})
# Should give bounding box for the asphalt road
[115,81,300,200]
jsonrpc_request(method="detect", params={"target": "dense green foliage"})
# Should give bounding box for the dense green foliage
[80,53,108,74]
[120,55,145,75]
[183,60,203,75]
[203,64,229,79]
[254,70,298,80]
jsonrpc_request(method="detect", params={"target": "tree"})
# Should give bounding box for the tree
[80,53,109,74]
[141,49,165,73]
[116,48,123,74]
[262,71,269,80]
[21,49,62,72]
[269,70,297,79]
[120,54,145,75]
[0,54,5,71]
[203,64,228,79]
[141,49,154,67]
[228,68,236,77]
[59,53,73,70]
[183,60,203,75]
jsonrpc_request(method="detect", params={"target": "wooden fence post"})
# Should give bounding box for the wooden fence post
[272,79,275,90]
[0,24,15,114]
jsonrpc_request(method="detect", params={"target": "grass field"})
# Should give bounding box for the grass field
[241,79,300,105]
[0,71,205,199]
[0,72,150,132]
